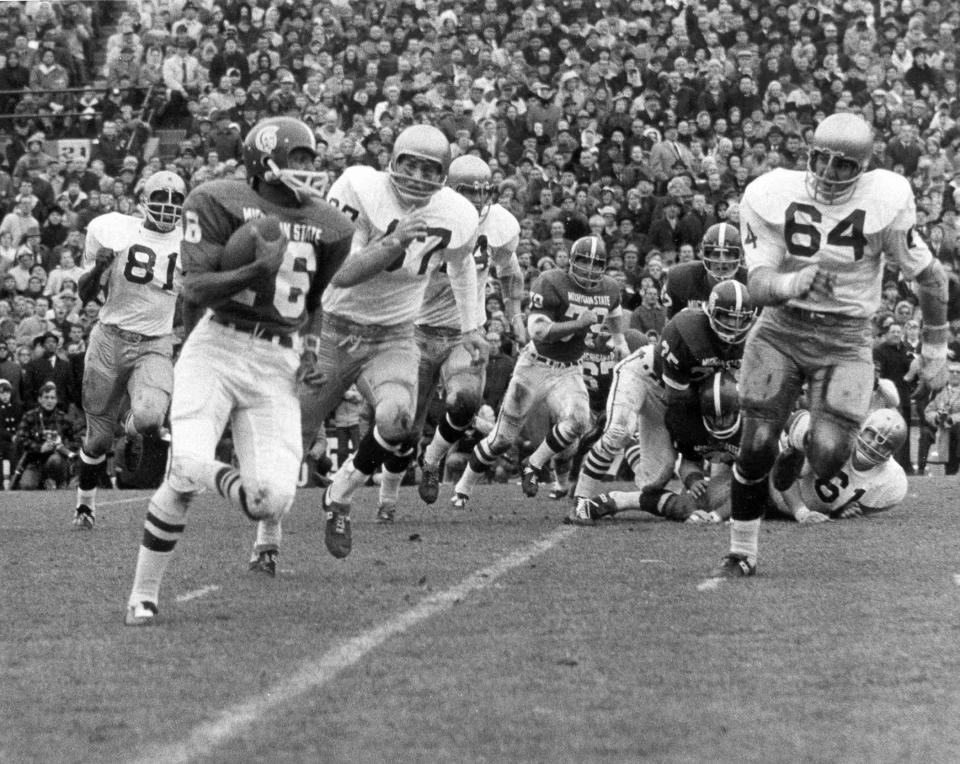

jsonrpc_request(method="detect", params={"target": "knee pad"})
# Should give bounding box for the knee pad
[445,388,481,427]
[598,420,633,456]
[375,398,415,442]
[737,418,783,481]
[131,389,170,438]
[244,482,295,522]
[168,454,203,494]
[83,431,114,459]
[806,415,857,480]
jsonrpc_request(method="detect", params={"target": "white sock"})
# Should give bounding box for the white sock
[574,472,604,500]
[328,455,367,506]
[379,467,404,505]
[730,519,761,563]
[528,441,557,471]
[254,518,281,555]
[128,483,189,608]
[454,462,484,497]
[77,486,97,512]
[423,432,455,468]
[606,490,638,511]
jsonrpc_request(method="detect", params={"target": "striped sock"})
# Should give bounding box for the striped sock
[128,483,189,608]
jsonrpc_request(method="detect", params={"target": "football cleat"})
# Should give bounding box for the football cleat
[771,446,806,491]
[375,501,396,524]
[418,461,441,505]
[520,459,544,498]
[564,498,598,527]
[248,548,278,576]
[124,601,158,626]
[450,492,469,509]
[73,505,95,530]
[548,484,570,501]
[322,487,352,558]
[709,553,757,578]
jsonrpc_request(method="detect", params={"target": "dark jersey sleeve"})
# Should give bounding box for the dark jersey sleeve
[655,314,699,391]
[181,181,239,275]
[528,271,568,323]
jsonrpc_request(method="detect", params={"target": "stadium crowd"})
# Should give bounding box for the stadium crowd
[2,0,960,489]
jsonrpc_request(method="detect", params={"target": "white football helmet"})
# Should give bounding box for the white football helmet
[448,154,493,218]
[389,124,451,205]
[141,170,186,232]
[854,408,907,468]
[805,113,873,204]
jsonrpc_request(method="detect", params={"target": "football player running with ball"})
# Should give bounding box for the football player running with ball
[125,117,354,624]
[712,112,949,580]
[452,235,630,508]
[74,171,186,529]
[297,124,486,556]
[402,154,526,518]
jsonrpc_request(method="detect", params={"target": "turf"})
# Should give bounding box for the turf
[3,477,960,764]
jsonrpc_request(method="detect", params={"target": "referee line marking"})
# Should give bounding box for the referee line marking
[97,495,151,507]
[130,525,577,764]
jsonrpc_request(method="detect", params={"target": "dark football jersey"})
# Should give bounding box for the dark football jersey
[182,179,354,335]
[528,269,622,363]
[582,327,646,412]
[670,415,741,463]
[660,261,748,319]
[654,308,744,391]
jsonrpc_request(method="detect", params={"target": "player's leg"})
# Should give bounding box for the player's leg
[77,323,127,526]
[126,332,239,624]
[805,355,874,480]
[404,329,444,507]
[323,335,417,548]
[454,355,542,506]
[230,369,303,575]
[125,343,174,439]
[720,327,803,577]
[575,359,645,501]
[525,369,592,497]
[421,343,485,504]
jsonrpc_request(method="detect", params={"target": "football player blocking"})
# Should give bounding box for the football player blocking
[126,117,355,624]
[294,124,486,556]
[452,235,630,507]
[715,112,949,579]
[74,171,186,529]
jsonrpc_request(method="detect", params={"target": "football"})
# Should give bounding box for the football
[221,215,284,270]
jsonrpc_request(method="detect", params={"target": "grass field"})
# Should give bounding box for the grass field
[3,477,960,764]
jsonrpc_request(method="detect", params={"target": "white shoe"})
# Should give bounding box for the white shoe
[450,492,469,509]
[124,601,158,626]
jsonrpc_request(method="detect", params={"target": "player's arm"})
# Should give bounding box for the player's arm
[526,274,595,341]
[740,196,832,305]
[445,237,488,362]
[602,300,630,358]
[77,223,113,303]
[915,258,950,392]
[179,197,284,309]
[775,478,831,523]
[494,247,527,342]
[330,212,429,287]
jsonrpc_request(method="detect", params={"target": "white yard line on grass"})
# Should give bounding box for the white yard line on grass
[97,495,152,507]
[130,524,577,764]
[175,585,220,603]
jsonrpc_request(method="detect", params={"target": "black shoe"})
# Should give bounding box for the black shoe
[322,488,352,559]
[771,446,805,491]
[249,549,278,576]
[418,461,440,504]
[520,459,543,498]
[73,504,95,530]
[710,553,757,578]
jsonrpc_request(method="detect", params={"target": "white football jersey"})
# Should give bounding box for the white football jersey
[418,202,519,330]
[796,456,907,515]
[323,166,480,327]
[740,168,932,317]
[84,212,183,336]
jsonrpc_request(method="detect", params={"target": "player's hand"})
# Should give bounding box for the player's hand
[577,309,599,328]
[795,506,830,524]
[687,478,709,508]
[789,264,835,299]
[461,329,489,366]
[917,354,948,398]
[296,351,325,390]
[611,335,631,360]
[252,227,287,279]
[836,502,864,520]
[95,247,116,269]
[685,509,720,524]
[389,213,430,249]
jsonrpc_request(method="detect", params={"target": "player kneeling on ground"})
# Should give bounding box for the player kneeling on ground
[768,407,908,523]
